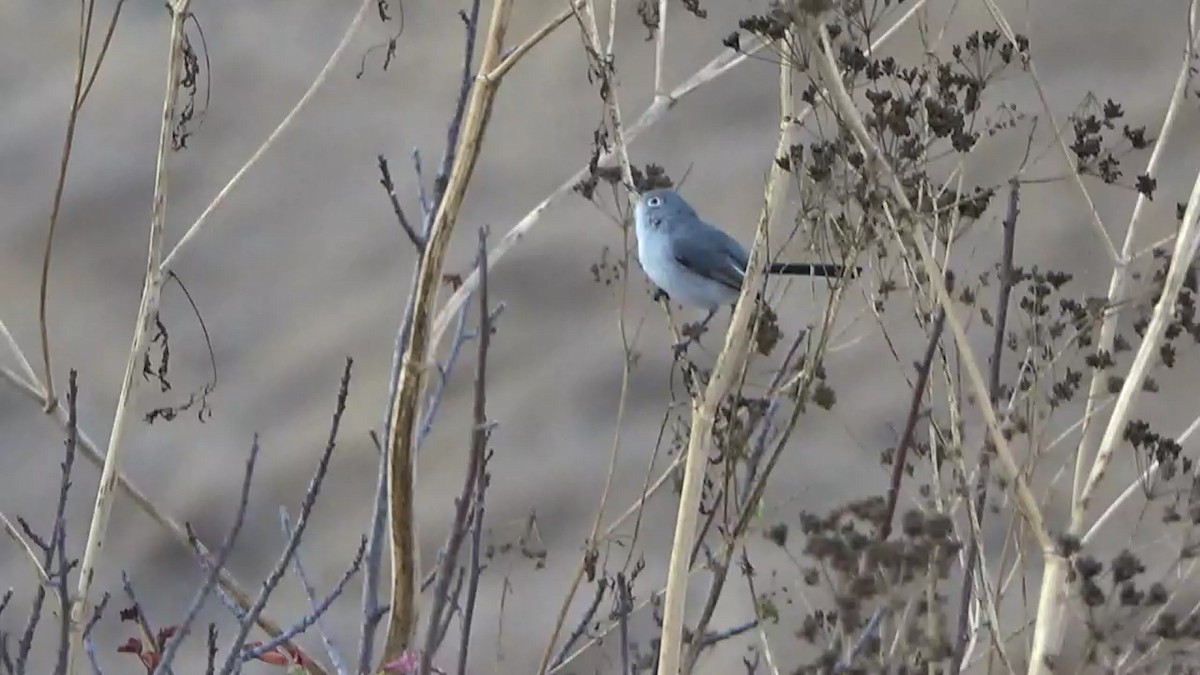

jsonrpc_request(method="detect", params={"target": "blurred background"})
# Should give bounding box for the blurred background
[3,0,1200,671]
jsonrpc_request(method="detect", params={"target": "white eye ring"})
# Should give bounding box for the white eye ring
[646,196,662,207]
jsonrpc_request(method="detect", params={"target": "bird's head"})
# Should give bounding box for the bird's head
[634,189,697,234]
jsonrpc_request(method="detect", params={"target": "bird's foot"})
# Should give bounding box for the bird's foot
[672,337,697,359]
[680,320,710,341]
[652,288,670,304]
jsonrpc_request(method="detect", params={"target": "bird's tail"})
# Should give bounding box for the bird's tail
[768,262,860,278]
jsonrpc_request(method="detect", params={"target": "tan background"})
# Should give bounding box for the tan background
[3,0,1199,671]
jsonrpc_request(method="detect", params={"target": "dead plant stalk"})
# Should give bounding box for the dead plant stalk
[655,26,795,675]
[70,2,191,669]
[379,0,514,665]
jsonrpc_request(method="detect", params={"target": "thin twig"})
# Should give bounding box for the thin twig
[268,509,360,674]
[835,609,885,673]
[550,578,609,670]
[654,0,667,96]
[0,511,53,595]
[698,620,758,650]
[153,436,261,674]
[656,26,794,675]
[418,297,475,447]
[358,413,393,672]
[615,574,633,675]
[371,5,489,665]
[456,229,494,675]
[413,149,432,219]
[15,371,80,675]
[38,0,109,410]
[951,178,1020,674]
[206,624,218,675]
[78,0,127,106]
[485,1,584,82]
[217,358,352,675]
[158,0,372,273]
[82,592,111,675]
[681,373,799,672]
[533,2,640,669]
[0,317,41,396]
[121,573,161,672]
[358,10,487,652]
[378,155,425,252]
[243,518,366,667]
[429,0,484,233]
[420,226,494,675]
[880,306,947,541]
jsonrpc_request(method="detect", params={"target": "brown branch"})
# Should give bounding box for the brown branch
[38,0,115,410]
[420,228,494,675]
[951,178,1020,673]
[880,305,948,541]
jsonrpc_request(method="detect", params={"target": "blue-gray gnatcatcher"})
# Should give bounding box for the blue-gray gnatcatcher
[634,188,856,347]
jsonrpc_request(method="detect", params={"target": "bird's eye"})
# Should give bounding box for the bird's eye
[646,196,662,207]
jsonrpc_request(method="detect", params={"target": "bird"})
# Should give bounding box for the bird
[633,188,857,351]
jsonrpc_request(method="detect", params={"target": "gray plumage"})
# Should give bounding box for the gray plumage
[633,188,853,313]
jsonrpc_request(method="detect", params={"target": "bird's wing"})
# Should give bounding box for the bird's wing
[671,221,748,292]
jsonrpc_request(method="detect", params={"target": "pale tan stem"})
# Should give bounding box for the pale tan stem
[71,0,190,665]
[654,0,667,96]
[158,0,371,274]
[656,28,794,675]
[1068,0,1199,533]
[378,0,514,664]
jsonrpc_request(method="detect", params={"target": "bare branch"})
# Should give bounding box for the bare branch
[657,25,794,675]
[217,358,352,675]
[82,592,111,675]
[550,577,608,670]
[153,435,261,674]
[378,155,425,252]
[459,228,495,675]
[880,305,947,541]
[242,513,366,668]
